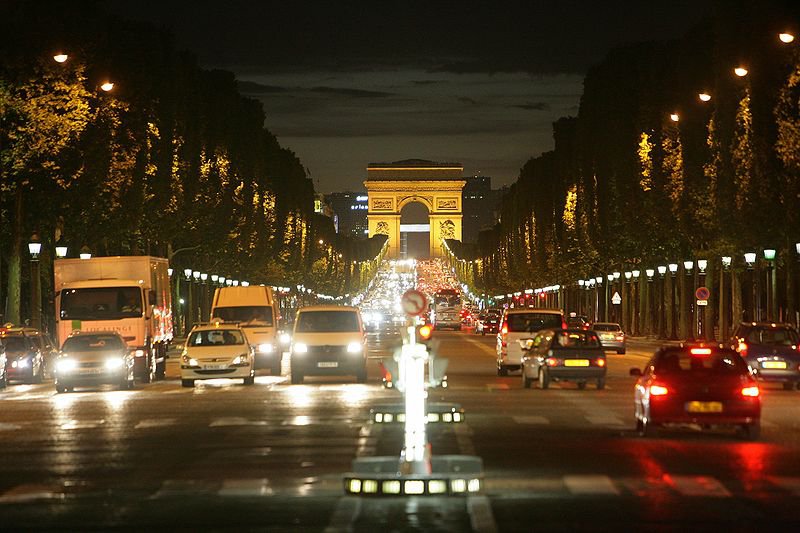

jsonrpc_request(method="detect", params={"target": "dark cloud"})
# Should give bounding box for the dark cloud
[309,86,393,98]
[236,80,290,94]
[513,102,550,111]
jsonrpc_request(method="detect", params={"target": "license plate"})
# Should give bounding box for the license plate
[686,401,723,413]
[204,364,227,370]
[80,367,104,375]
[762,361,787,369]
[564,359,590,367]
[318,362,338,368]
[600,334,614,340]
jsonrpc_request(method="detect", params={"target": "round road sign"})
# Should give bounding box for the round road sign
[695,287,710,300]
[401,289,428,317]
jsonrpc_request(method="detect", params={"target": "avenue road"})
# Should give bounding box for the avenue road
[1,328,800,531]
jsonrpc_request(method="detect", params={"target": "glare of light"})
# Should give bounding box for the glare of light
[340,384,370,407]
[53,392,79,411]
[698,92,711,102]
[670,113,680,122]
[285,385,314,408]
[103,391,130,411]
[289,415,312,426]
[100,81,114,92]
[734,67,748,77]
[779,32,795,43]
[53,53,68,63]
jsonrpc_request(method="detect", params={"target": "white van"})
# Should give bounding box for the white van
[210,286,281,374]
[496,308,565,375]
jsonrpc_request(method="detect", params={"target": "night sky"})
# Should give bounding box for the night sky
[107,1,712,192]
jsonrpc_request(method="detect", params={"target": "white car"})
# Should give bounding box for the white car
[290,305,367,384]
[180,323,255,387]
[497,308,565,375]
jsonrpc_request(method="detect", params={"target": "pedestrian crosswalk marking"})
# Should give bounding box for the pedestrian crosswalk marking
[0,423,22,431]
[209,417,267,427]
[135,418,176,429]
[218,478,273,497]
[564,475,620,495]
[60,419,105,430]
[663,475,731,497]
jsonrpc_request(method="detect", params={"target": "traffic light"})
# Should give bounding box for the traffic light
[417,323,433,343]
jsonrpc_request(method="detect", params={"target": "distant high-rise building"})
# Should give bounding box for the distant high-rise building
[462,176,498,243]
[325,192,369,237]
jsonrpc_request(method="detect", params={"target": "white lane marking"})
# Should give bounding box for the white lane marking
[356,423,379,457]
[324,496,361,533]
[0,484,64,503]
[513,416,550,425]
[209,417,267,427]
[218,478,273,497]
[584,415,625,426]
[486,383,510,391]
[60,419,105,430]
[462,336,499,358]
[467,495,498,533]
[666,475,731,497]
[771,477,800,495]
[564,475,620,496]
[454,423,476,455]
[135,418,176,429]
[0,423,22,431]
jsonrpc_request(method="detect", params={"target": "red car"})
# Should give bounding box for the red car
[630,343,761,440]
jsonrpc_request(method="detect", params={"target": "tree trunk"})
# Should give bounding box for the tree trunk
[6,188,23,324]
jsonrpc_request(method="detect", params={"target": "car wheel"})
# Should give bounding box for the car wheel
[356,366,368,384]
[0,372,6,389]
[34,362,45,384]
[596,378,606,390]
[142,354,155,384]
[617,348,626,355]
[497,365,508,377]
[243,375,255,385]
[181,379,195,388]
[55,382,69,394]
[739,422,761,441]
[539,368,550,389]
[522,367,532,389]
[291,372,304,385]
[783,382,795,391]
[271,358,282,376]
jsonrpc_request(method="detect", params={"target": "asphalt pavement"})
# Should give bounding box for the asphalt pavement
[1,328,799,531]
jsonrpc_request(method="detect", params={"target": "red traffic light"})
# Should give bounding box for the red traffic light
[418,324,433,341]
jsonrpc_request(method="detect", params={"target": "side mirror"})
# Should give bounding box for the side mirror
[629,368,642,377]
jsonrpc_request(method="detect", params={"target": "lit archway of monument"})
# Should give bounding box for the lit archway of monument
[364,159,466,259]
[400,202,430,259]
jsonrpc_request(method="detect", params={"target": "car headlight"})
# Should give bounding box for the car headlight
[12,358,29,369]
[57,359,77,372]
[231,354,250,366]
[105,358,125,370]
[257,343,274,353]
[347,342,363,354]
[279,333,291,345]
[181,354,199,366]
[293,343,308,354]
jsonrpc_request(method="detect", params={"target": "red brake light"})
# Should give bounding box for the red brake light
[737,341,748,356]
[562,321,568,330]
[615,335,625,341]
[690,348,712,356]
[741,386,760,397]
[649,384,669,396]
[501,323,508,335]
[545,357,559,367]
[596,358,606,367]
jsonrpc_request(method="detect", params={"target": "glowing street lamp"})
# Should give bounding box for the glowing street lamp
[697,259,708,273]
[779,32,795,43]
[192,270,200,280]
[79,245,92,260]
[631,270,640,280]
[53,53,68,63]
[721,256,732,270]
[683,260,694,275]
[763,249,776,261]
[183,268,192,280]
[698,92,711,102]
[657,265,667,277]
[100,81,115,92]
[744,252,757,269]
[734,67,749,77]
[645,268,655,280]
[55,242,68,258]
[669,113,680,122]
[668,263,678,276]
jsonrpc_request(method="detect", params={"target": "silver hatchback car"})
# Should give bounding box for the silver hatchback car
[592,322,626,354]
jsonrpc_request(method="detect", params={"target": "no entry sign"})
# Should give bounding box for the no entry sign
[695,287,710,300]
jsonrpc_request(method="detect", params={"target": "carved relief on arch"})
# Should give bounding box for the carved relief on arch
[439,219,456,240]
[375,221,390,235]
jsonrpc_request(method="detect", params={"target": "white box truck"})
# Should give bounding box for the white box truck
[210,286,281,374]
[54,256,173,382]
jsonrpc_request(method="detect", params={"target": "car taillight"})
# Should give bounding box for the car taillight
[741,386,760,397]
[596,358,606,367]
[649,384,669,396]
[562,321,568,330]
[615,335,625,342]
[690,348,712,356]
[737,341,748,357]
[501,323,508,335]
[545,357,559,367]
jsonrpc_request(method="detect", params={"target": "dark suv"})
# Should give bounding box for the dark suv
[731,322,800,391]
[0,326,57,384]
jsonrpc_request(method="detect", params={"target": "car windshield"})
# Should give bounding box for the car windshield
[746,328,799,346]
[211,306,274,326]
[296,311,360,333]
[655,349,748,375]
[188,329,245,346]
[1,336,30,353]
[507,312,562,332]
[60,287,143,320]
[593,324,621,332]
[552,331,601,348]
[62,335,126,352]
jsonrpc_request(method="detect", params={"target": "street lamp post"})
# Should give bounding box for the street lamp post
[698,259,708,339]
[631,270,640,335]
[720,257,732,341]
[657,266,667,338]
[764,249,777,321]
[28,233,42,330]
[744,252,757,321]
[668,263,678,339]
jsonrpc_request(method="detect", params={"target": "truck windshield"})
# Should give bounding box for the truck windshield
[60,287,143,320]
[211,306,274,326]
